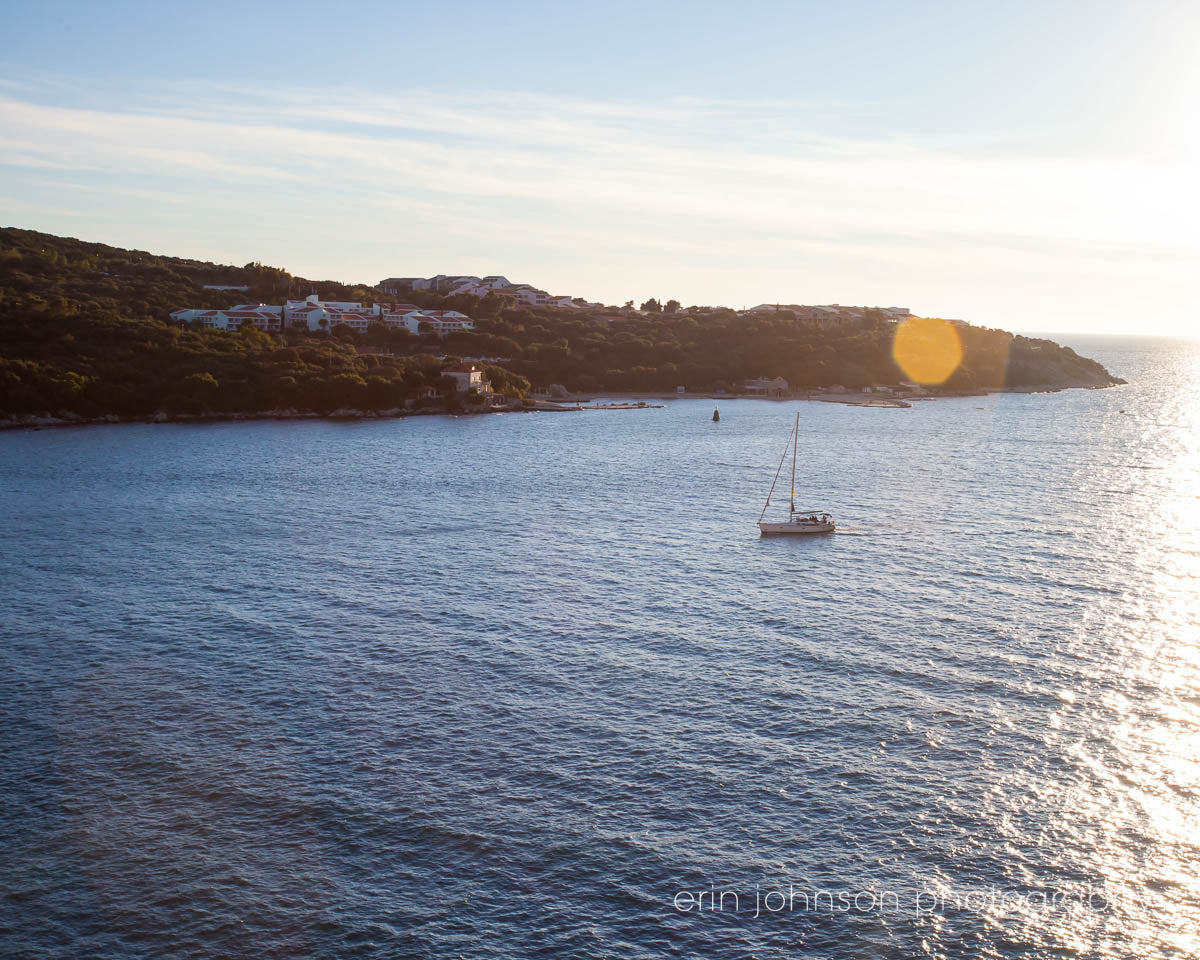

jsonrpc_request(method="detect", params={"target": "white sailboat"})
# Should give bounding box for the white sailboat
[758,412,836,536]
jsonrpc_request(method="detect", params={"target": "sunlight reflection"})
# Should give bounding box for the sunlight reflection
[993,372,1200,957]
[1075,384,1200,955]
[891,316,963,385]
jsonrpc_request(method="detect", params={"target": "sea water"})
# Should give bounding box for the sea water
[2,335,1198,958]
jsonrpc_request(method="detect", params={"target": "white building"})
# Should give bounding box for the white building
[442,362,490,393]
[377,309,474,336]
[415,274,483,293]
[508,284,555,307]
[446,276,513,297]
[170,303,283,332]
[743,376,790,397]
[283,295,379,330]
[379,273,600,310]
[417,310,475,335]
[745,303,912,329]
[377,277,424,295]
[172,293,475,337]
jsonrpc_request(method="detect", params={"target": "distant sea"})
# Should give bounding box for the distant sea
[2,335,1198,959]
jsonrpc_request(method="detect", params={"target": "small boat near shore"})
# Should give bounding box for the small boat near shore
[758,412,836,536]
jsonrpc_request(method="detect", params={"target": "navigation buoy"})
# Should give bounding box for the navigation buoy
[712,409,720,422]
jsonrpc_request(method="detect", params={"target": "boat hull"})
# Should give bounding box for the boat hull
[758,520,835,536]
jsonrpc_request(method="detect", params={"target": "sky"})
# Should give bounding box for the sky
[1,0,1197,334]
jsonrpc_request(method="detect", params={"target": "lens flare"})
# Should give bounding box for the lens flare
[892,316,964,385]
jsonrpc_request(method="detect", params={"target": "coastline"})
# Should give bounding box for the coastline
[0,406,514,432]
[0,401,666,432]
[560,381,1121,405]
[0,380,1121,432]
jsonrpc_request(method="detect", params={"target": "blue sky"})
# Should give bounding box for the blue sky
[2,0,1197,332]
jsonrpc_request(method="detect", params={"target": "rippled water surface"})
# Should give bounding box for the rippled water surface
[3,335,1199,959]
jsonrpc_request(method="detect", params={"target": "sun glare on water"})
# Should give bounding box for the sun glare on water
[1058,362,1200,955]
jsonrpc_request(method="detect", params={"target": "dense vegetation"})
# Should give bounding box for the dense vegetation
[0,227,1120,420]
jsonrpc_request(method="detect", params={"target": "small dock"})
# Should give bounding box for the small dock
[820,397,912,408]
[529,400,663,412]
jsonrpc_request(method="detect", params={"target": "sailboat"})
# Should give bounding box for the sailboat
[758,412,836,535]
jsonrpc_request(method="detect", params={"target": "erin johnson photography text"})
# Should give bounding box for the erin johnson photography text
[673,885,1128,919]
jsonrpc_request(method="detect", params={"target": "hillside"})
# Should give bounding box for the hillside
[0,227,1122,421]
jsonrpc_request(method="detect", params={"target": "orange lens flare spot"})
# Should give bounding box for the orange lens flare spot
[892,316,964,385]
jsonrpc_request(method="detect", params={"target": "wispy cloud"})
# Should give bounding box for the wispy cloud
[0,80,1195,331]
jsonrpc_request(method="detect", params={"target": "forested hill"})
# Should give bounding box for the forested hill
[0,226,379,314]
[0,227,1122,420]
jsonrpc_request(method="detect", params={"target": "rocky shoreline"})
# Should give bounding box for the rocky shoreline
[0,406,491,431]
[0,401,669,431]
[1,378,1124,432]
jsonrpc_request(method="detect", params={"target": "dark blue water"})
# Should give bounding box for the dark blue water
[3,336,1198,959]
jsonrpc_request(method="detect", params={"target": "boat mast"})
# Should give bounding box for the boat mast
[789,411,798,516]
[760,421,795,522]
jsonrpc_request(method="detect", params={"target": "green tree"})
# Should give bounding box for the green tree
[238,322,273,349]
[184,371,219,390]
